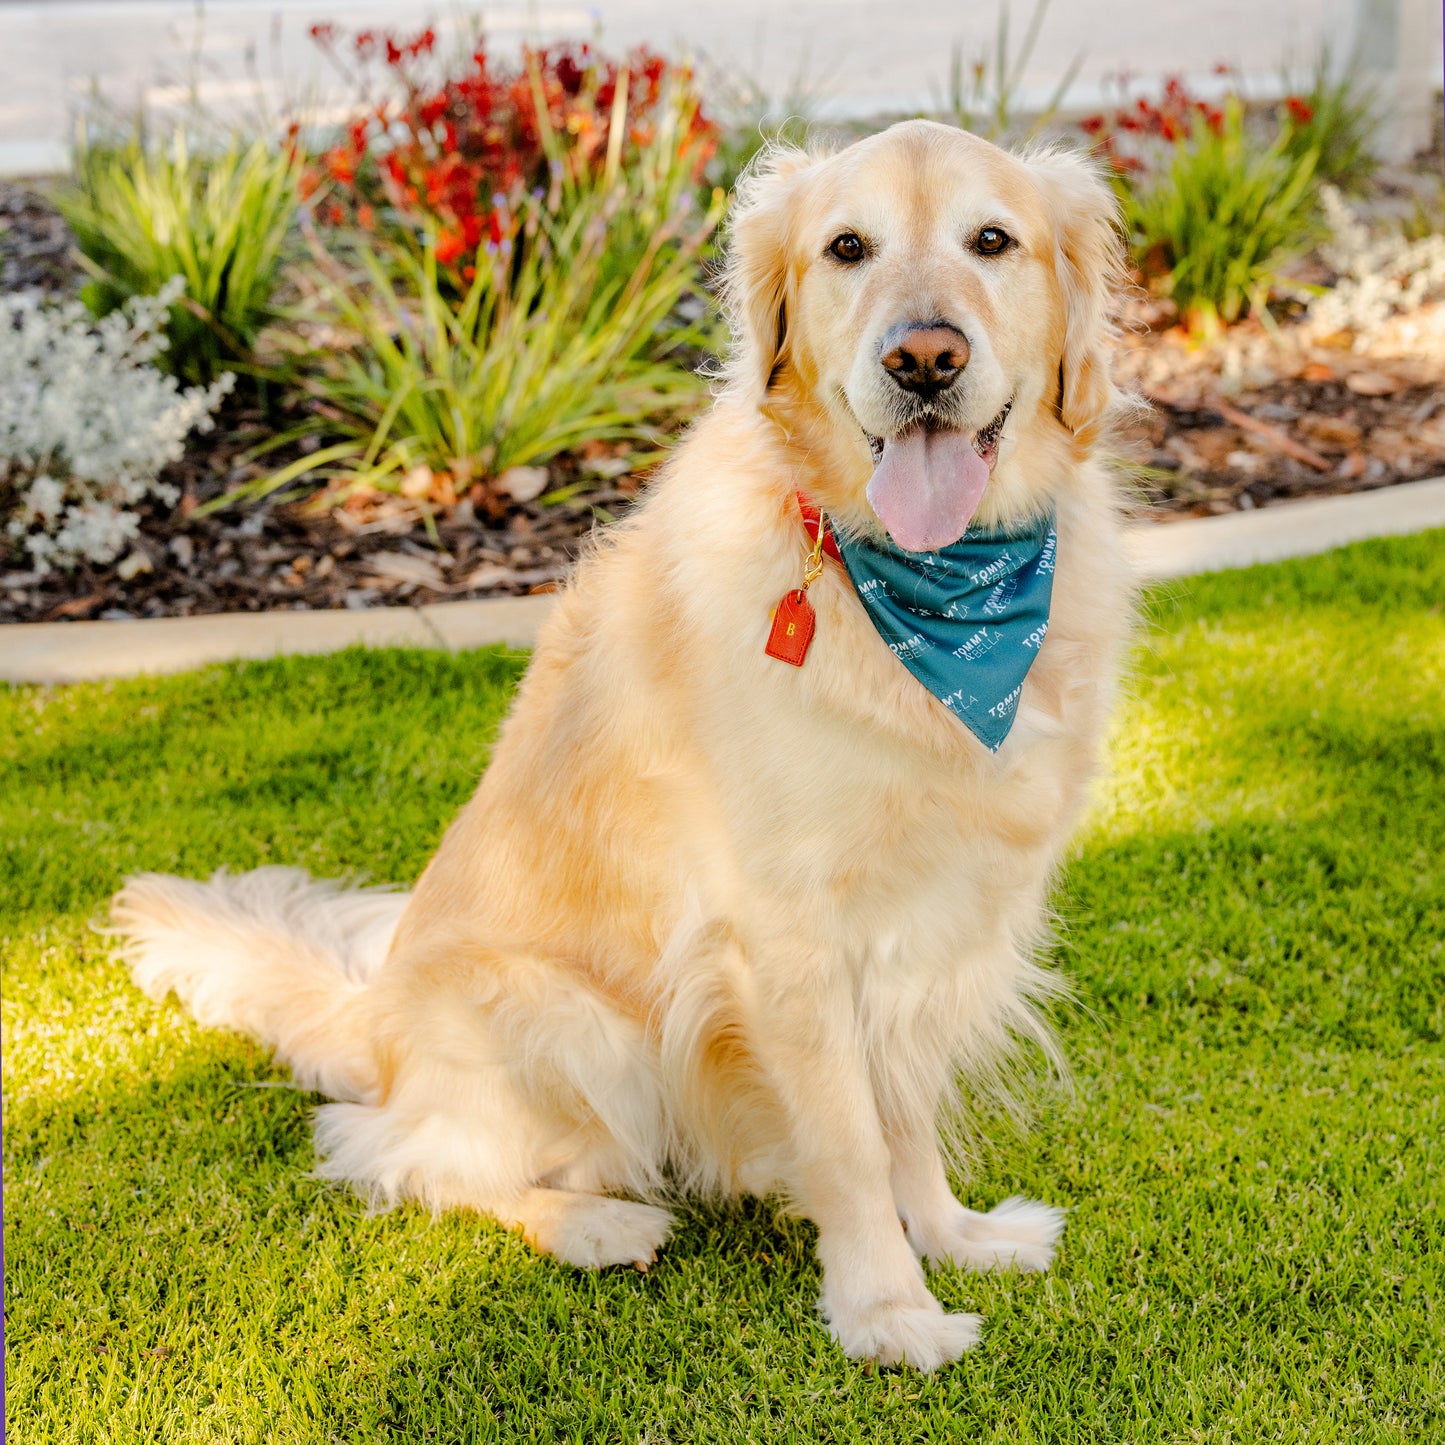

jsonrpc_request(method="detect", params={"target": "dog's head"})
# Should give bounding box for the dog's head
[720,120,1125,548]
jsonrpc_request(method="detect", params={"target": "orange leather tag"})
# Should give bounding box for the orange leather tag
[765,588,816,666]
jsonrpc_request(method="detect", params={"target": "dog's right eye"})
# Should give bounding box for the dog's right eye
[828,232,866,263]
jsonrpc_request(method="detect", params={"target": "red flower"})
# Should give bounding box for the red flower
[1285,96,1314,125]
[434,229,465,264]
[324,147,355,184]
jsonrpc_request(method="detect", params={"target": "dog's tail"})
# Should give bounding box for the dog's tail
[110,867,409,1102]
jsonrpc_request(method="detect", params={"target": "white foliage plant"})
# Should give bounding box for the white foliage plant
[1308,185,1445,346]
[1,279,233,574]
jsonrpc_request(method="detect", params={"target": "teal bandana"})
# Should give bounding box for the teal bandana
[834,513,1057,752]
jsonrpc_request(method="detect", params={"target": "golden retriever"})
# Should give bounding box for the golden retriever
[113,120,1134,1370]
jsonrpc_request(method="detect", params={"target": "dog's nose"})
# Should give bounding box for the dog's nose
[880,323,970,397]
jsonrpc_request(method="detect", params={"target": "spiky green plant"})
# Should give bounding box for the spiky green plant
[1126,100,1319,334]
[1278,48,1380,193]
[58,129,302,383]
[242,180,721,506]
[940,0,1083,140]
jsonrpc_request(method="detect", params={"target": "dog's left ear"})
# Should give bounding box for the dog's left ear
[718,144,817,403]
[1024,147,1127,445]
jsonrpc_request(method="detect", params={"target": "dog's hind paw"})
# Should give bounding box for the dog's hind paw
[521,1193,675,1271]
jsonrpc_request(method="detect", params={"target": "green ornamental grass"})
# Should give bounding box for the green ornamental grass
[59,129,302,384]
[941,0,1084,142]
[1126,99,1319,334]
[276,189,718,501]
[1278,48,1380,193]
[4,532,1443,1441]
[232,74,725,511]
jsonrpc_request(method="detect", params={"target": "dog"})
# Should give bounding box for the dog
[112,120,1134,1371]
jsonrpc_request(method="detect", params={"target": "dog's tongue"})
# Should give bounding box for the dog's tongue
[865,427,989,552]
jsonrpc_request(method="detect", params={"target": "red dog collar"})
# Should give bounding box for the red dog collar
[796,492,842,563]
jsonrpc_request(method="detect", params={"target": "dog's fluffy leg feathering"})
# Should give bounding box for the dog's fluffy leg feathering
[112,867,677,1269]
[888,1122,1066,1273]
[110,867,407,1103]
[310,1099,673,1268]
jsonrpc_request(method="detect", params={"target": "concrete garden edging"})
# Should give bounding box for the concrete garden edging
[3,476,1443,686]
[1124,475,1445,582]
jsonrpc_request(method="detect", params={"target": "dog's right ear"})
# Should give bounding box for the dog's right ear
[719,144,816,403]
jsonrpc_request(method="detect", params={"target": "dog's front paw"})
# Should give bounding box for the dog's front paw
[821,1290,982,1370]
[920,1195,1066,1274]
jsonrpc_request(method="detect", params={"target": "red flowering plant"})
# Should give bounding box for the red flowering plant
[242,25,726,512]
[300,24,719,285]
[1079,64,1361,191]
[1273,49,1379,192]
[1078,73,1228,180]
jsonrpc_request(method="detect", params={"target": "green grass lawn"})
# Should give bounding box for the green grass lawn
[4,531,1443,1443]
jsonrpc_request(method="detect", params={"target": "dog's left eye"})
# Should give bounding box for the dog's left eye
[975,227,1013,255]
[828,232,866,263]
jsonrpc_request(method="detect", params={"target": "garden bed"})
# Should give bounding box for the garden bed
[3,39,1442,625]
[4,169,1444,625]
[0,374,635,622]
[2,286,1440,622]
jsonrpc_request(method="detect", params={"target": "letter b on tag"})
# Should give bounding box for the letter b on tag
[765,589,816,666]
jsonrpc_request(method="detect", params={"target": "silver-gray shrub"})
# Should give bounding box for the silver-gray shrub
[1,280,233,574]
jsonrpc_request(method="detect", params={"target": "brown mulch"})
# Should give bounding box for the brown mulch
[4,178,1443,625]
[1116,348,1445,517]
[1111,286,1445,518]
[0,179,82,297]
[3,494,623,623]
[0,394,639,622]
